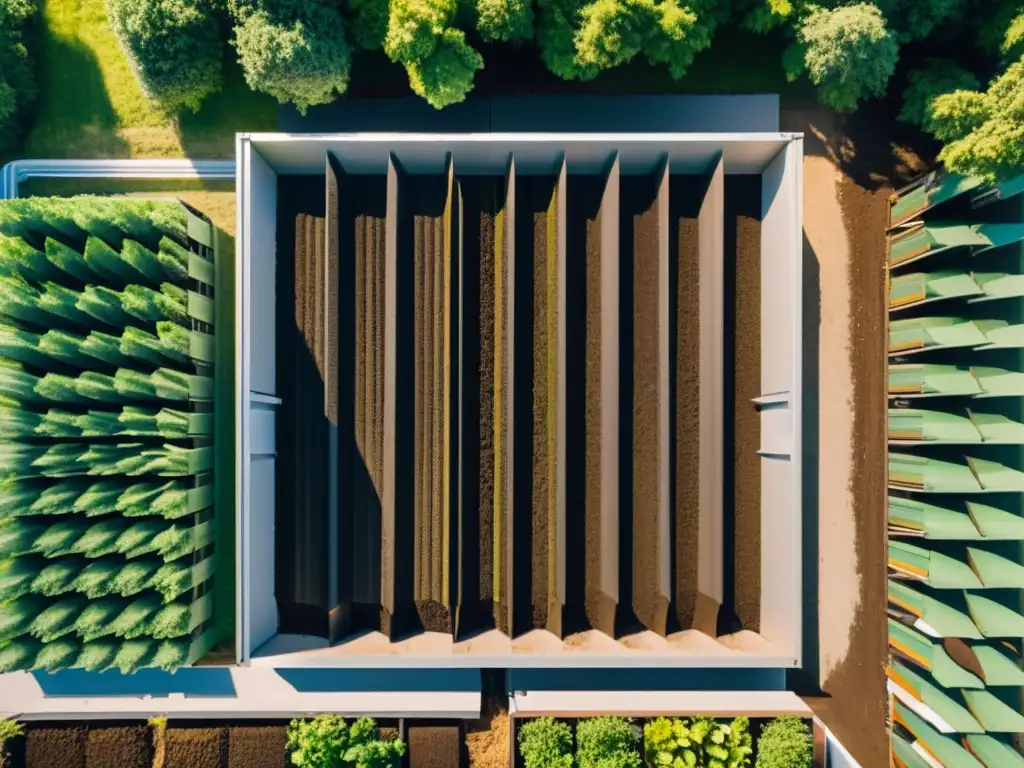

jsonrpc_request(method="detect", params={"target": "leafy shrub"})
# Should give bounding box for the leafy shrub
[105,0,224,113]
[233,0,353,114]
[873,0,967,42]
[0,717,23,768]
[577,716,641,768]
[476,0,533,42]
[644,716,752,768]
[785,2,899,111]
[754,717,811,768]
[899,58,980,128]
[286,715,406,768]
[928,57,1024,182]
[518,716,574,768]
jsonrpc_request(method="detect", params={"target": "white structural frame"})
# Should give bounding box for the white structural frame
[236,132,805,669]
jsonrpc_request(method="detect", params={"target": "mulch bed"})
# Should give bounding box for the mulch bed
[25,726,86,768]
[226,726,286,768]
[726,175,763,633]
[85,725,151,768]
[407,724,462,768]
[671,176,702,631]
[164,727,226,768]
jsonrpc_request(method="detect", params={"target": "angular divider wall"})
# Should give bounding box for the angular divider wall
[584,155,620,637]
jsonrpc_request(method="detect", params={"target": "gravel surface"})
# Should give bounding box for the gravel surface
[85,725,151,768]
[164,728,226,768]
[726,175,762,633]
[226,726,286,768]
[25,726,86,768]
[408,725,462,768]
[671,176,702,631]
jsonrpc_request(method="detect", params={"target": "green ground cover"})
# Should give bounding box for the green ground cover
[23,0,275,160]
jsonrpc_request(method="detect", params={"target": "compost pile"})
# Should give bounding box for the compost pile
[0,196,218,674]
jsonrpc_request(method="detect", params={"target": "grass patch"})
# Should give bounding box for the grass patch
[24,0,275,160]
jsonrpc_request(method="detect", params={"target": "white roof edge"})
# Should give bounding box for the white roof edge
[245,132,802,143]
[508,690,811,717]
[0,670,480,720]
[245,652,797,669]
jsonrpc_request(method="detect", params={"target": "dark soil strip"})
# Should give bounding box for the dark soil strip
[275,176,331,637]
[227,726,286,768]
[25,726,86,768]
[412,172,452,633]
[670,174,704,631]
[624,168,671,636]
[85,726,151,768]
[516,174,563,636]
[724,175,762,633]
[407,725,462,768]
[165,728,226,768]
[455,176,500,637]
[584,159,620,636]
[381,156,417,638]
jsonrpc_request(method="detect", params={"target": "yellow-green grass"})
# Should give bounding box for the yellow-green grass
[24,0,276,160]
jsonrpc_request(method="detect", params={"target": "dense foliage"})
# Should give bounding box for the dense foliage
[785,3,899,111]
[0,0,38,155]
[518,716,574,768]
[105,0,224,113]
[753,716,812,768]
[643,716,752,768]
[286,716,406,768]
[233,0,353,114]
[576,716,642,768]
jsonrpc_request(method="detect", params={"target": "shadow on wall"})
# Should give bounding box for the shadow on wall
[274,668,482,693]
[788,230,821,697]
[32,668,236,697]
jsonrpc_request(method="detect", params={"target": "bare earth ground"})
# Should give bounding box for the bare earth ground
[781,102,930,768]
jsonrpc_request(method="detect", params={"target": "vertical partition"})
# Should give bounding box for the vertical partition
[696,156,725,636]
[628,160,672,635]
[585,155,620,636]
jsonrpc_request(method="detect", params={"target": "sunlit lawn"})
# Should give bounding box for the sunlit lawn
[25,0,276,160]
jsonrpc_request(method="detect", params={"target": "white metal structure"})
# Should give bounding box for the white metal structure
[236,132,805,669]
[0,158,235,199]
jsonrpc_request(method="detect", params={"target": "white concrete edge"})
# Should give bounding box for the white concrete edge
[817,719,862,768]
[0,158,236,199]
[243,131,804,144]
[0,670,480,720]
[236,136,248,665]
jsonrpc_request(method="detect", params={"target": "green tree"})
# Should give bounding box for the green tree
[786,2,899,111]
[476,0,533,42]
[384,0,483,108]
[106,0,224,113]
[518,717,573,768]
[755,716,812,768]
[346,0,388,48]
[233,0,353,113]
[899,58,980,128]
[0,0,38,154]
[536,0,592,79]
[928,56,1024,182]
[873,0,967,42]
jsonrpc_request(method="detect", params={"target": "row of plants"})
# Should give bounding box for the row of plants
[93,0,1024,183]
[0,196,220,674]
[286,716,406,768]
[518,715,812,768]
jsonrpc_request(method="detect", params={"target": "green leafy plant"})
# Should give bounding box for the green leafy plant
[0,717,24,768]
[577,716,641,768]
[518,716,574,768]
[644,717,752,768]
[285,716,405,768]
[754,717,811,768]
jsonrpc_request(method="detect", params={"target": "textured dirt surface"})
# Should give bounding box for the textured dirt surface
[465,699,510,768]
[25,726,86,768]
[780,102,915,768]
[165,728,226,768]
[671,176,702,631]
[625,173,669,635]
[412,174,452,633]
[226,726,286,768]
[408,725,462,768]
[85,726,151,768]
[727,175,762,633]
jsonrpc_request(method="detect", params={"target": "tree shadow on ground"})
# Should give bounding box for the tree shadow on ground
[25,33,128,158]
